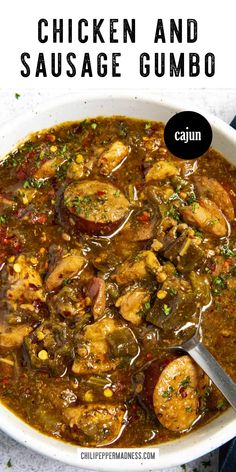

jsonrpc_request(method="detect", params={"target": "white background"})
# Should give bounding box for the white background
[0,0,235,89]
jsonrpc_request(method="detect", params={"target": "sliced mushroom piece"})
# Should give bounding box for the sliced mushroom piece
[63,403,127,446]
[86,277,106,319]
[153,355,209,432]
[145,161,179,182]
[45,252,86,291]
[181,198,228,237]
[98,141,129,175]
[194,176,235,222]
[116,288,150,326]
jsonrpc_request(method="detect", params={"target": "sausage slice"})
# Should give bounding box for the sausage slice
[153,355,209,432]
[63,180,130,235]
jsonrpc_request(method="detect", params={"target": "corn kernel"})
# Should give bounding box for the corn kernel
[180,191,187,199]
[135,383,143,394]
[30,257,38,265]
[85,296,92,306]
[50,145,57,153]
[13,263,21,273]
[39,247,45,254]
[38,350,48,360]
[8,256,15,263]
[104,388,113,398]
[40,232,47,242]
[157,290,167,300]
[76,154,84,163]
[84,390,94,402]
[51,199,55,205]
[22,196,28,205]
[36,331,45,341]
[62,232,71,241]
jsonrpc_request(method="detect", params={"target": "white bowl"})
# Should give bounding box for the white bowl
[1,91,236,471]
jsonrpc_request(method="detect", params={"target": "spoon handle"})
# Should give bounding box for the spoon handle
[183,336,236,411]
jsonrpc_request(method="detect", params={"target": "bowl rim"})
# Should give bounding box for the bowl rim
[1,90,236,471]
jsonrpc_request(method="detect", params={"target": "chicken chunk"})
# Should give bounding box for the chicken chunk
[181,198,228,237]
[114,250,166,285]
[45,251,86,291]
[34,156,65,179]
[50,286,86,319]
[153,355,209,432]
[194,176,235,222]
[72,318,119,375]
[86,277,106,319]
[63,403,126,446]
[98,141,129,175]
[5,255,45,308]
[66,161,84,180]
[145,161,179,182]
[116,289,150,326]
[0,194,15,209]
[0,324,32,348]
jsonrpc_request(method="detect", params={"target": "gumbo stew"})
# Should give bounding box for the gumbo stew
[0,116,236,447]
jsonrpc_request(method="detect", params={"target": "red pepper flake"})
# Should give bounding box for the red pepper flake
[97,191,106,196]
[179,386,188,398]
[146,352,154,360]
[137,211,150,223]
[2,378,10,385]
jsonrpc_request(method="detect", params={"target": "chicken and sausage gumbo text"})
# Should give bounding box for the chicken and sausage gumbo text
[0,117,236,447]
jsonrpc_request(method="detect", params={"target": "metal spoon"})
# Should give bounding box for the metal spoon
[176,334,236,411]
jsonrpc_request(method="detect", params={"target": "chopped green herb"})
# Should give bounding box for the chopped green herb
[212,275,227,295]
[168,288,177,296]
[163,304,171,316]
[191,202,199,213]
[144,123,152,130]
[185,405,193,412]
[118,122,128,137]
[144,302,151,310]
[166,206,180,222]
[187,192,196,204]
[220,244,236,258]
[217,400,227,410]
[15,93,20,100]
[91,123,97,130]
[194,229,203,239]
[168,192,179,201]
[0,215,7,224]
[180,376,191,388]
[63,278,70,286]
[114,190,121,197]
[162,386,174,398]
[231,265,236,276]
[59,145,67,155]
[23,178,45,189]
[208,219,217,226]
[6,459,12,468]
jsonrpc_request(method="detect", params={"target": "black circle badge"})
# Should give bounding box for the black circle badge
[164,111,212,160]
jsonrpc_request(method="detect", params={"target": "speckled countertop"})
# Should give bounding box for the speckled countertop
[0,88,235,472]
